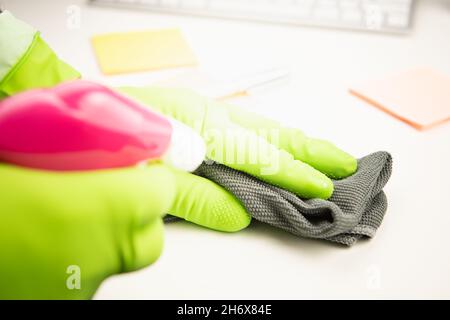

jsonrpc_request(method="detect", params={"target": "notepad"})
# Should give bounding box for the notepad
[350,68,450,131]
[91,29,197,75]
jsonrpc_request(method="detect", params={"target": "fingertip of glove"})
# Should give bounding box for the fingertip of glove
[193,193,251,233]
[211,200,252,233]
[301,171,334,200]
[331,154,358,179]
[319,177,334,200]
[345,156,358,176]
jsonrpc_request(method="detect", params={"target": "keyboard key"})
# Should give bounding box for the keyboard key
[387,13,409,27]
[341,9,362,23]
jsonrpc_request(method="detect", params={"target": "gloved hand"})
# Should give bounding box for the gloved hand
[0,163,174,299]
[118,87,358,199]
[0,162,252,300]
[0,78,251,299]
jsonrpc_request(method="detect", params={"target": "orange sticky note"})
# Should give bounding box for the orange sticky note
[91,29,197,75]
[350,68,450,130]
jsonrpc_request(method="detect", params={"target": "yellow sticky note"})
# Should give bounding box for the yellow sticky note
[91,29,197,75]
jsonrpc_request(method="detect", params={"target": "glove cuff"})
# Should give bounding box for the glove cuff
[0,11,80,98]
[0,11,36,82]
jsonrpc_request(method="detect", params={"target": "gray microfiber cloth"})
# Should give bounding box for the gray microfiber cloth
[166,151,392,246]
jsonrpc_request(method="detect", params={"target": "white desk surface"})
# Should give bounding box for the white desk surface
[4,0,450,299]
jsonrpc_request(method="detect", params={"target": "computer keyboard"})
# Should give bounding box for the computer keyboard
[90,0,414,34]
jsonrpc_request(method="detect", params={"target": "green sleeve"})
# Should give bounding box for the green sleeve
[0,11,80,98]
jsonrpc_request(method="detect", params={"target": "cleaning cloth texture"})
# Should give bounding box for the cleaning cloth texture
[166,151,392,246]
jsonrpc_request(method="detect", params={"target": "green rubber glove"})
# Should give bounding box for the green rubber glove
[118,87,358,199]
[0,10,80,98]
[0,162,250,299]
[0,163,174,299]
[167,168,250,232]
